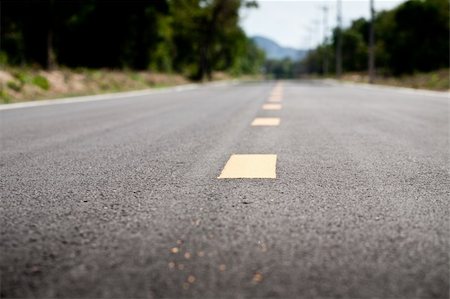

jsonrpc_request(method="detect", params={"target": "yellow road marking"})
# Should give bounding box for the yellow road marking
[270,85,283,101]
[262,103,282,110]
[218,154,277,179]
[251,117,280,126]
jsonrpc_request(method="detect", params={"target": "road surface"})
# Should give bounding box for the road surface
[1,81,448,298]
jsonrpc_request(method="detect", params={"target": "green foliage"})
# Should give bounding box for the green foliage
[0,88,11,103]
[0,52,8,66]
[265,59,296,79]
[169,0,253,80]
[13,71,29,84]
[302,0,449,76]
[1,0,264,80]
[7,80,22,92]
[231,39,266,75]
[32,75,50,90]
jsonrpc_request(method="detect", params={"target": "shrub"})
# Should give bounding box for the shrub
[0,52,8,66]
[32,75,50,90]
[0,89,11,103]
[13,71,29,84]
[7,80,21,92]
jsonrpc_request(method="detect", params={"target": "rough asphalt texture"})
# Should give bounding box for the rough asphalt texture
[1,81,449,298]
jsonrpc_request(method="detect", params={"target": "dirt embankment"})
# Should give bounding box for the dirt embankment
[341,69,449,91]
[0,68,190,104]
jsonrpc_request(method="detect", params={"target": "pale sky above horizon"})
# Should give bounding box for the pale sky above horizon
[240,0,406,49]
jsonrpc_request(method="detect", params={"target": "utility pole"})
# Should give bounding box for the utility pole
[321,5,329,75]
[303,35,312,75]
[368,0,375,84]
[336,0,342,79]
[312,20,321,74]
[305,23,315,74]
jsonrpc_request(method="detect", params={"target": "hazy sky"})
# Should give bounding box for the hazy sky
[240,0,406,49]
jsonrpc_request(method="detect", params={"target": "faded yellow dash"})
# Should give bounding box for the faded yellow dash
[251,117,280,126]
[262,103,282,110]
[218,154,277,179]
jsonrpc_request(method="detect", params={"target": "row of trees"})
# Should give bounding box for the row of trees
[264,58,298,79]
[301,0,449,76]
[1,0,265,80]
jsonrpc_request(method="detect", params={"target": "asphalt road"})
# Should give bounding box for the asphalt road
[1,81,448,298]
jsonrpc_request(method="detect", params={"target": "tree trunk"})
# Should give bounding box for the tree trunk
[47,0,56,70]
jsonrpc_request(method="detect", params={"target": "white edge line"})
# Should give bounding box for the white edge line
[0,80,240,111]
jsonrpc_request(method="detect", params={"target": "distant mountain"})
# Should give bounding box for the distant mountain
[252,36,307,61]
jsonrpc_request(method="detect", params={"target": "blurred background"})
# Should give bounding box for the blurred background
[1,0,449,103]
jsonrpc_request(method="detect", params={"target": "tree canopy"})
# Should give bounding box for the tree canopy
[301,0,449,76]
[1,0,265,80]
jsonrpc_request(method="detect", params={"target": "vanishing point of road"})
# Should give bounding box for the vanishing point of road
[1,80,448,298]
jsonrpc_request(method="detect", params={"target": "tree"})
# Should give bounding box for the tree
[300,0,449,76]
[170,0,250,80]
[1,0,264,79]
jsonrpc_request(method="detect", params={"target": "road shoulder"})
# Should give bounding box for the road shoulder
[0,80,240,111]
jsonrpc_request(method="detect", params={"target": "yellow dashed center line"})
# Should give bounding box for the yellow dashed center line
[218,154,277,179]
[217,83,283,180]
[251,117,280,126]
[262,103,282,110]
[269,84,283,102]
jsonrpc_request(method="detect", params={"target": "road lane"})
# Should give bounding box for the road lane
[1,81,448,298]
